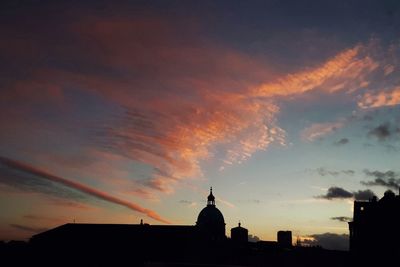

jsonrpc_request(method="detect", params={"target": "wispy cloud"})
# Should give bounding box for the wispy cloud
[362,169,400,190]
[331,216,352,222]
[311,167,355,177]
[9,224,48,234]
[0,156,170,224]
[0,12,384,196]
[334,138,349,146]
[301,121,345,142]
[178,200,197,207]
[254,45,377,97]
[23,214,66,224]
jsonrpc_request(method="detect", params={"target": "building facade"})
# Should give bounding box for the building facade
[348,189,400,255]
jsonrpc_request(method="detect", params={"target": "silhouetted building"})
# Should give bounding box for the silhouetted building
[28,188,228,265]
[277,230,292,248]
[348,189,400,256]
[231,222,248,243]
[2,187,355,266]
[196,187,226,240]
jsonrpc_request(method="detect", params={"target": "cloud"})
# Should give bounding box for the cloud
[0,10,383,195]
[23,214,66,224]
[362,114,374,121]
[362,170,400,190]
[178,200,197,207]
[317,187,353,199]
[352,189,376,201]
[316,186,376,200]
[248,234,261,242]
[358,86,400,108]
[301,121,345,142]
[0,161,88,202]
[334,138,349,146]
[0,156,170,224]
[9,224,48,234]
[342,170,355,176]
[302,233,349,251]
[331,216,352,222]
[367,122,392,141]
[254,44,378,97]
[383,64,395,76]
[313,168,355,177]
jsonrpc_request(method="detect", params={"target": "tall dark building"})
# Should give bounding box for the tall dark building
[196,187,226,240]
[277,231,292,248]
[231,222,248,243]
[348,189,400,255]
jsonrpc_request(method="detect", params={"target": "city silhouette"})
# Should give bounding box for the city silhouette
[1,187,399,266]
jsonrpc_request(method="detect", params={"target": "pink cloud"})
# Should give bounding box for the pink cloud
[0,13,384,197]
[254,45,378,97]
[0,156,170,224]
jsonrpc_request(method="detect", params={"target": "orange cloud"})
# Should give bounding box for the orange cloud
[358,86,400,108]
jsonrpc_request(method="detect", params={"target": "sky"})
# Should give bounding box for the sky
[1,0,400,250]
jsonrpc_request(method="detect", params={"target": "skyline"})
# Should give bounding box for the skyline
[1,0,400,250]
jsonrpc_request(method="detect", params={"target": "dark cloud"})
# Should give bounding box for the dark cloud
[302,233,349,251]
[317,187,353,199]
[317,187,376,200]
[331,216,352,222]
[9,224,47,233]
[342,170,355,176]
[248,234,261,243]
[362,114,373,121]
[0,156,170,224]
[368,123,391,141]
[312,168,355,177]
[353,189,376,201]
[362,170,400,190]
[334,138,349,146]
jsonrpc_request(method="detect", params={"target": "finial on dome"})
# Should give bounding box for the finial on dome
[207,187,215,206]
[238,221,241,227]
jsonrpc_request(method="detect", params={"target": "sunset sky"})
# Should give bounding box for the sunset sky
[1,0,400,250]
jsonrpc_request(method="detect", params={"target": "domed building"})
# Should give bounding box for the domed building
[196,187,226,240]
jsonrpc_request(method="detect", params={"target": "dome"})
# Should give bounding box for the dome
[196,187,226,239]
[197,205,225,226]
